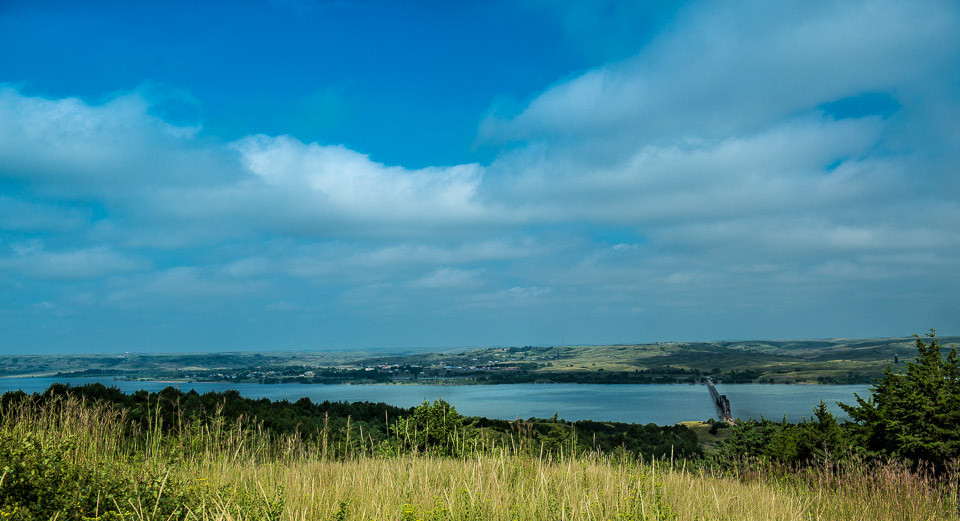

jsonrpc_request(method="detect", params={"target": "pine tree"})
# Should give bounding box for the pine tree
[841,330,960,469]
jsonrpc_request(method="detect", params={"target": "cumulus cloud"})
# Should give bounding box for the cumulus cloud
[194,134,494,236]
[234,135,485,222]
[0,87,227,194]
[482,0,960,147]
[0,86,496,245]
[488,114,892,224]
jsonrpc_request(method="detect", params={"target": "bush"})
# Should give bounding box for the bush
[0,432,195,520]
[0,431,285,520]
[708,421,729,435]
[389,399,479,456]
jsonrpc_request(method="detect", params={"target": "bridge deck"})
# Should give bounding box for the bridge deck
[706,377,733,422]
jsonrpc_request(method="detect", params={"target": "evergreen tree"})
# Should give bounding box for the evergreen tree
[841,330,960,469]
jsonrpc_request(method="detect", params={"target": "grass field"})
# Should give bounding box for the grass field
[2,395,958,520]
[676,421,734,452]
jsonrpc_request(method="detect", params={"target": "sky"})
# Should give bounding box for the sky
[1,0,959,354]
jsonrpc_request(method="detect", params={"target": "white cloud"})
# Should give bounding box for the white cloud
[489,114,890,224]
[450,285,552,311]
[663,271,709,285]
[482,0,959,147]
[506,286,549,300]
[0,87,223,193]
[256,238,558,282]
[224,257,271,278]
[0,85,505,245]
[409,267,485,290]
[231,134,488,228]
[0,244,143,280]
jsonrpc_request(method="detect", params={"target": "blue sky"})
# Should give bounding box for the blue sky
[1,0,958,353]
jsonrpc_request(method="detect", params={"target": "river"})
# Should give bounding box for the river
[0,377,871,424]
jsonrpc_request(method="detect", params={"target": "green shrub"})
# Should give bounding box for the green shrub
[0,430,290,520]
[389,399,479,456]
[0,432,141,520]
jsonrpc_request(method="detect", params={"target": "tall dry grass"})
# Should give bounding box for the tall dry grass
[1,394,957,520]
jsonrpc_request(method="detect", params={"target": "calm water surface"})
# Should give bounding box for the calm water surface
[0,377,870,424]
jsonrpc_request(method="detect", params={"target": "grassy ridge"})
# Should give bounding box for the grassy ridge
[5,336,957,384]
[2,393,958,520]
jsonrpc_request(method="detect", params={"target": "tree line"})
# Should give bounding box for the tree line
[0,382,701,461]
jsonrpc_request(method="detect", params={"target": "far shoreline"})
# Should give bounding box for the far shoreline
[0,373,869,386]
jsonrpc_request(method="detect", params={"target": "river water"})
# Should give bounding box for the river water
[0,377,871,424]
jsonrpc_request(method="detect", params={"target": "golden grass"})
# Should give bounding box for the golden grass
[2,396,958,520]
[185,456,959,520]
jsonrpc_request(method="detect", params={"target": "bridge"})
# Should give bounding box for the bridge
[706,377,733,422]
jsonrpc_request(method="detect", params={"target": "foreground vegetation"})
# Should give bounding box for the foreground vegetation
[1,383,702,461]
[2,392,958,520]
